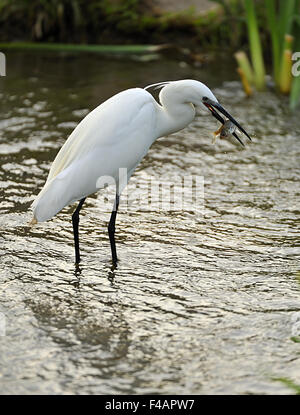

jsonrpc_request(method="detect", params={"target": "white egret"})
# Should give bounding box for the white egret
[30,79,251,266]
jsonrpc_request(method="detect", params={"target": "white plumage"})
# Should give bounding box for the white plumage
[31,80,217,222]
[32,89,154,221]
[30,79,250,265]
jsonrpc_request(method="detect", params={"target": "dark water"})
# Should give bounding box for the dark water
[0,51,299,394]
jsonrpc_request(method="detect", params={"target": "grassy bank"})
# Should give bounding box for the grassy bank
[1,1,299,108]
[0,0,247,51]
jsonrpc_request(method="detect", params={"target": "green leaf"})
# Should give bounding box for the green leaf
[244,0,266,90]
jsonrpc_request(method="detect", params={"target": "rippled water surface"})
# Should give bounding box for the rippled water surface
[0,51,299,394]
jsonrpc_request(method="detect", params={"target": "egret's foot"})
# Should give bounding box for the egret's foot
[111,258,118,271]
[107,270,116,284]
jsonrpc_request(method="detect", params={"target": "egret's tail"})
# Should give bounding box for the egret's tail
[30,172,70,223]
[30,164,88,222]
[31,178,70,222]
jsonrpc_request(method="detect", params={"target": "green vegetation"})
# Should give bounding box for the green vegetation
[244,0,266,91]
[0,1,257,53]
[1,1,300,109]
[0,0,224,47]
[232,0,300,109]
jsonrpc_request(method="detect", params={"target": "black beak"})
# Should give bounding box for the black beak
[202,97,252,146]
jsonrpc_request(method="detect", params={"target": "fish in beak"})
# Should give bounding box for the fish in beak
[202,96,252,146]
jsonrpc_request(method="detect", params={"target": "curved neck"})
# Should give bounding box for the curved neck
[154,90,196,138]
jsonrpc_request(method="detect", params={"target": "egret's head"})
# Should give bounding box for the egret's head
[156,79,252,146]
[158,79,218,109]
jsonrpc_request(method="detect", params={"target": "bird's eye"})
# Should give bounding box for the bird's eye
[202,96,208,102]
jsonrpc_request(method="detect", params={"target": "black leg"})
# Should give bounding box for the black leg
[108,194,120,267]
[72,198,86,265]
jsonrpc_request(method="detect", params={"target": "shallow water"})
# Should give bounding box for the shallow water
[0,51,299,395]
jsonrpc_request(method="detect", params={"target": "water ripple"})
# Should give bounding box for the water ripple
[0,52,299,395]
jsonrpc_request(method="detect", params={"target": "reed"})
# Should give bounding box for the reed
[244,0,266,90]
[234,0,300,109]
[237,67,253,97]
[234,51,254,85]
[279,34,294,94]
